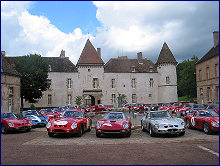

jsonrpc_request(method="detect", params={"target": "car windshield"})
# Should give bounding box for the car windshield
[184,103,192,107]
[69,106,76,109]
[40,109,53,114]
[98,105,104,107]
[80,105,89,108]
[162,103,171,106]
[193,104,205,109]
[124,104,130,106]
[173,103,181,106]
[207,105,219,110]
[150,111,171,118]
[151,104,158,106]
[22,110,39,116]
[136,104,143,106]
[1,113,17,119]
[197,110,219,117]
[63,111,84,118]
[104,113,125,119]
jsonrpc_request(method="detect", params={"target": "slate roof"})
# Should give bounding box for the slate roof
[196,44,219,64]
[104,56,157,73]
[5,56,77,73]
[1,57,20,76]
[77,39,104,65]
[156,42,177,65]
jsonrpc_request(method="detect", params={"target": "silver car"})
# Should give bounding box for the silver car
[141,110,185,137]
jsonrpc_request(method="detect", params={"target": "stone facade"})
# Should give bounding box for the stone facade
[196,31,219,105]
[1,51,21,113]
[5,40,178,109]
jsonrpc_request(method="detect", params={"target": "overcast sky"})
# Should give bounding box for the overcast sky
[1,1,219,64]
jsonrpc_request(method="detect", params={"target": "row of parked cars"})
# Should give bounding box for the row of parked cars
[1,103,219,137]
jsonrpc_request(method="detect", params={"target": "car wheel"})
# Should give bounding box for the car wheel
[96,132,101,137]
[179,131,185,136]
[1,124,8,134]
[76,125,83,137]
[126,131,131,137]
[141,121,146,132]
[26,128,31,132]
[149,125,156,137]
[186,119,192,129]
[48,132,54,137]
[203,122,212,135]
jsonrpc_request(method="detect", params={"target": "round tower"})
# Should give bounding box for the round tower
[156,42,178,103]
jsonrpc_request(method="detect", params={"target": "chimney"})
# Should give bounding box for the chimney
[60,49,65,58]
[137,52,143,63]
[213,31,219,47]
[97,48,101,57]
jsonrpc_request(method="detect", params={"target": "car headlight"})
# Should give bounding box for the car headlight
[154,124,159,129]
[96,123,101,129]
[71,123,77,129]
[46,122,51,128]
[123,123,129,129]
[181,122,185,126]
[211,122,219,127]
[8,123,14,127]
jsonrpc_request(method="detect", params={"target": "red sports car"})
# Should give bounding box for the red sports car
[133,103,145,111]
[207,104,219,114]
[94,104,106,111]
[46,110,92,137]
[79,105,91,112]
[39,109,59,120]
[96,112,131,137]
[171,103,184,113]
[1,112,33,133]
[184,109,219,134]
[178,103,194,115]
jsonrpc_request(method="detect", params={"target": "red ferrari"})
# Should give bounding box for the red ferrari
[184,109,219,134]
[96,112,131,137]
[1,112,33,133]
[46,110,92,137]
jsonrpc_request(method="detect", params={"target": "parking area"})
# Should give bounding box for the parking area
[1,126,219,165]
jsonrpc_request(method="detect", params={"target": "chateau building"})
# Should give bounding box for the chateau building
[4,40,178,109]
[196,31,219,105]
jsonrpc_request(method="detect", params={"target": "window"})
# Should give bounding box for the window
[112,79,115,88]
[207,87,211,102]
[149,94,152,97]
[112,94,116,104]
[149,66,153,72]
[9,87,13,95]
[215,64,218,77]
[48,94,52,105]
[150,78,154,88]
[93,78,98,88]
[217,86,219,102]
[132,94,136,104]
[200,88,203,104]
[67,78,72,89]
[131,66,135,72]
[131,78,136,88]
[68,94,71,105]
[47,79,52,89]
[206,67,210,79]
[48,65,51,71]
[166,76,170,84]
[199,69,202,81]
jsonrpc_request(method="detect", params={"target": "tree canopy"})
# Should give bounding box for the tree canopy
[14,54,49,108]
[177,56,199,98]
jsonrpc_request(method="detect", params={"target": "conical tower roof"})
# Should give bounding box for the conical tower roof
[77,39,104,65]
[156,42,177,65]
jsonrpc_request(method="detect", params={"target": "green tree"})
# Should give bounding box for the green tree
[14,54,49,109]
[75,96,82,106]
[177,56,199,98]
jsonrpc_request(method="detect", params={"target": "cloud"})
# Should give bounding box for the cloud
[1,1,91,64]
[93,1,219,63]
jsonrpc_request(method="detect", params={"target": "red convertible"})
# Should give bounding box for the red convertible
[39,109,59,120]
[96,112,131,137]
[184,109,219,134]
[46,110,92,137]
[1,112,33,133]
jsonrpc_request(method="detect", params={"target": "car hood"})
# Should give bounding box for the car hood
[51,117,82,124]
[25,115,46,121]
[4,118,28,124]
[204,116,219,123]
[151,118,182,125]
[98,119,127,129]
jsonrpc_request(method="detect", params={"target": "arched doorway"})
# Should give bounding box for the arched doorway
[90,95,95,106]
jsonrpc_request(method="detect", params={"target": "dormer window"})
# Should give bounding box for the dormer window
[131,66,135,72]
[149,66,153,72]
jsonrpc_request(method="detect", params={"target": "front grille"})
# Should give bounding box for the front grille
[174,125,178,127]
[168,129,178,131]
[102,130,121,132]
[54,129,65,132]
[54,125,67,127]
